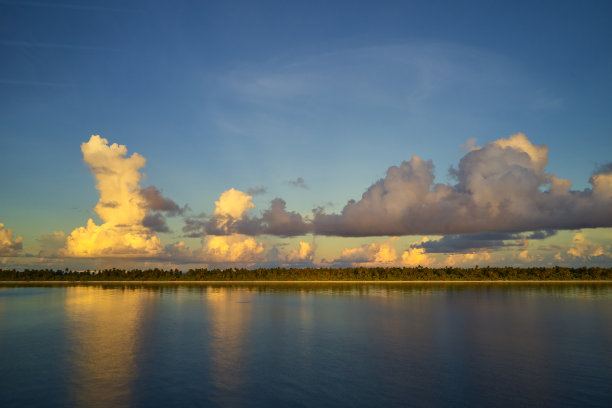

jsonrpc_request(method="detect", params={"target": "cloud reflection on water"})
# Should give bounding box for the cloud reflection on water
[63,286,151,407]
[2,282,605,406]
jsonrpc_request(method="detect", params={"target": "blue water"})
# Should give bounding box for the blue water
[0,283,611,407]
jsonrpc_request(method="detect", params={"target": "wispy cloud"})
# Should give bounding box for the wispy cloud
[0,40,119,51]
[0,78,72,87]
[0,1,140,13]
[220,42,562,121]
[288,177,308,189]
[246,186,267,196]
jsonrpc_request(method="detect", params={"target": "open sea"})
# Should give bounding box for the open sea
[0,283,611,407]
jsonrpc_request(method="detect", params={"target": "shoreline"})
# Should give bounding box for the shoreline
[1,280,611,284]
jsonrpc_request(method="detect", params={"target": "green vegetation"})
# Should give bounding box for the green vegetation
[0,266,611,281]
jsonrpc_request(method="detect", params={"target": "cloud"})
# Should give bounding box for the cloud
[142,213,170,233]
[164,235,269,266]
[525,230,557,240]
[182,213,207,238]
[210,188,255,233]
[461,138,477,151]
[61,135,162,257]
[334,237,436,267]
[411,230,556,253]
[224,43,560,116]
[0,223,23,256]
[198,235,264,263]
[163,241,194,261]
[312,133,612,236]
[517,249,535,263]
[203,188,263,236]
[401,238,435,266]
[63,218,162,257]
[287,241,315,263]
[288,177,308,189]
[339,238,399,266]
[139,186,187,233]
[590,163,612,201]
[37,231,67,257]
[140,186,185,216]
[593,162,612,176]
[444,252,492,267]
[258,198,310,236]
[400,247,434,267]
[566,232,608,259]
[200,190,310,237]
[169,195,267,264]
[246,186,267,196]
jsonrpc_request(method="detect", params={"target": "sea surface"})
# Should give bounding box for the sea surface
[0,283,611,407]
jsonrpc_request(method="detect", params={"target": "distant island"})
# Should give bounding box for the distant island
[1,267,611,282]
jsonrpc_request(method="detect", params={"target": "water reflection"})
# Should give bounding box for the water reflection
[6,281,609,298]
[63,286,152,407]
[0,282,610,407]
[203,287,254,404]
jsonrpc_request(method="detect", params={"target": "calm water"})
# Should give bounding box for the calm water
[0,283,611,407]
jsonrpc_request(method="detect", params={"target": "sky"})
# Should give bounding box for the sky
[1,0,611,270]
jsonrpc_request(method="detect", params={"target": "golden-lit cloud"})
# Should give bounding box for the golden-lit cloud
[199,234,264,263]
[339,238,399,266]
[335,237,439,267]
[0,223,23,256]
[194,189,265,264]
[445,252,491,267]
[492,132,548,170]
[31,134,612,268]
[61,135,162,257]
[212,188,255,232]
[517,249,534,262]
[591,172,612,200]
[401,238,434,266]
[163,234,267,266]
[63,219,162,257]
[567,232,607,259]
[163,189,268,265]
[198,190,309,237]
[287,241,315,262]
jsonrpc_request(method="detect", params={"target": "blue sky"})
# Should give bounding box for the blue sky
[1,0,611,269]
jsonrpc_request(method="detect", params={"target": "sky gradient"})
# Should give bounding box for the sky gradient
[1,0,611,270]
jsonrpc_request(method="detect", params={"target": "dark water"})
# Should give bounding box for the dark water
[1,283,611,407]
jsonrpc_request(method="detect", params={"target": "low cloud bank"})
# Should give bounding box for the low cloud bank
[412,230,557,253]
[191,133,611,239]
[41,132,612,266]
[331,238,435,267]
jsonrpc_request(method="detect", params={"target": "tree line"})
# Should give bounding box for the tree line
[0,266,611,281]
